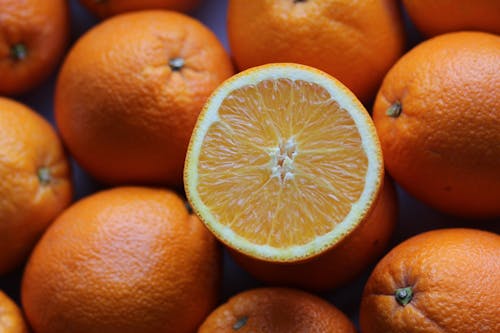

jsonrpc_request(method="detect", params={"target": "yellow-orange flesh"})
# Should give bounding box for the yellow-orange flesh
[195,78,369,250]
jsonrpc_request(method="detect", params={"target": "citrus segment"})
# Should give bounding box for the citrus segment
[185,64,383,261]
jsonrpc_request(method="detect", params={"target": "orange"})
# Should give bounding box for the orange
[0,0,69,95]
[403,0,500,36]
[21,187,221,333]
[79,0,201,18]
[360,228,500,333]
[232,175,397,291]
[199,287,356,333]
[0,291,29,333]
[55,10,234,187]
[185,63,384,262]
[227,0,405,103]
[0,97,72,275]
[372,31,500,218]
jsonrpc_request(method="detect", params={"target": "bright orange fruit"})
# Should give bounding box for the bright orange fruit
[403,0,500,36]
[373,31,500,217]
[22,187,221,333]
[0,97,72,275]
[360,228,500,333]
[0,0,69,95]
[199,287,357,333]
[227,0,405,102]
[55,10,234,187]
[185,63,383,262]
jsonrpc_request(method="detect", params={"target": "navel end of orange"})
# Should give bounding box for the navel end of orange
[37,167,52,185]
[394,286,413,306]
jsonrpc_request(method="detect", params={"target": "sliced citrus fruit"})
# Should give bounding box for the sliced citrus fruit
[184,63,383,262]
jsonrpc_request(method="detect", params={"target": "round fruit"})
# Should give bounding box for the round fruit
[373,31,500,217]
[0,290,29,333]
[360,228,500,333]
[0,97,72,275]
[21,187,221,333]
[79,0,201,18]
[185,63,383,262]
[403,0,500,36]
[55,10,234,187]
[227,0,405,103]
[199,287,356,333]
[0,0,69,95]
[232,175,397,291]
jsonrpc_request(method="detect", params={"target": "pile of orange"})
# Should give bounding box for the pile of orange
[0,0,498,332]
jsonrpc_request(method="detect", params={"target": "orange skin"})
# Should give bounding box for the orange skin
[360,228,500,333]
[55,10,234,188]
[0,291,29,333]
[403,0,500,36]
[227,0,405,103]
[373,32,500,218]
[22,187,221,333]
[199,287,357,333]
[79,0,201,18]
[0,97,72,275]
[231,176,397,291]
[0,0,69,95]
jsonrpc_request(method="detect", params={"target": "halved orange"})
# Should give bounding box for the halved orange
[184,63,383,262]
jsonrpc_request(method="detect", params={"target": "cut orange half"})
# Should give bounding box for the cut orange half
[184,63,383,262]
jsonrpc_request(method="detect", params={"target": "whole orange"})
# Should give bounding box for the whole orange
[21,187,221,333]
[231,175,397,291]
[0,97,72,275]
[360,228,500,333]
[0,0,69,95]
[373,31,500,218]
[403,0,500,36]
[55,10,234,187]
[227,0,405,103]
[0,291,29,333]
[79,0,201,18]
[199,287,356,333]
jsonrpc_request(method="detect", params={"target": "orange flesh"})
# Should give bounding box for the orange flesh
[197,79,368,248]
